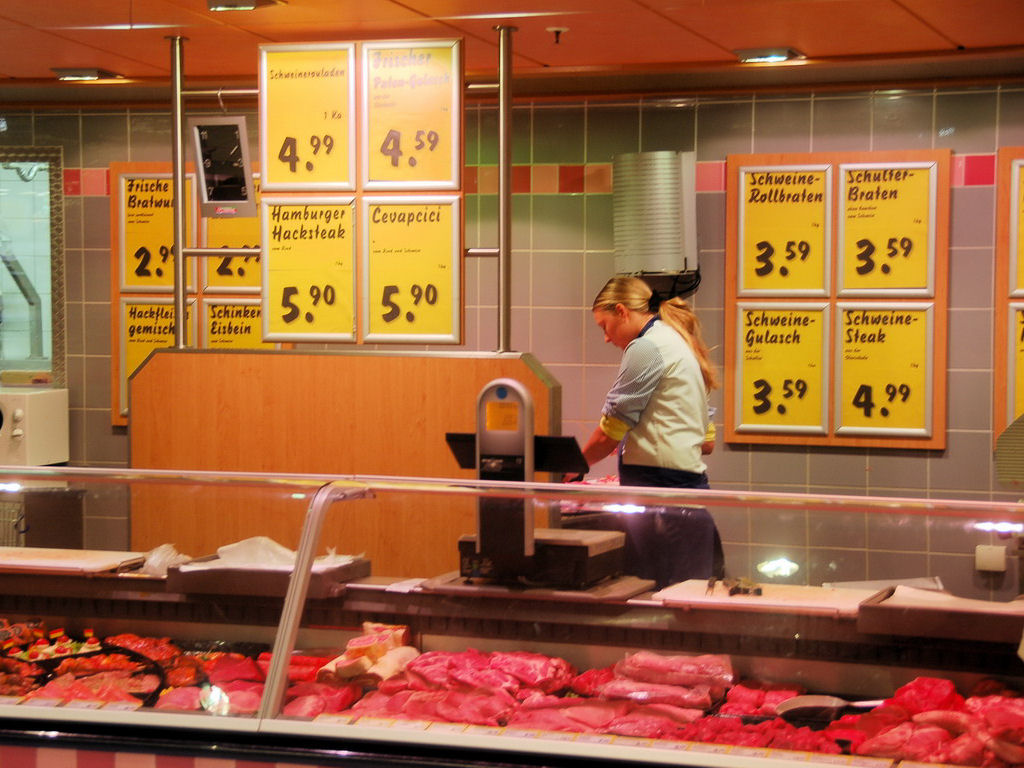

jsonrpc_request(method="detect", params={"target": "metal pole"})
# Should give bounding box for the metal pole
[169,36,188,349]
[495,25,516,353]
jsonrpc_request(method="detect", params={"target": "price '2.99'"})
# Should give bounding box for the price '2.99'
[134,245,172,278]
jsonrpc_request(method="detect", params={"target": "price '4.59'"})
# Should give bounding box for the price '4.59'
[379,129,440,168]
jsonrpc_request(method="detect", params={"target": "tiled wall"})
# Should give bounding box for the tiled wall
[2,84,1023,596]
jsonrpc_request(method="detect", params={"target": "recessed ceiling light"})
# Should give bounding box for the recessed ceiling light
[207,0,284,10]
[52,68,123,81]
[734,48,806,64]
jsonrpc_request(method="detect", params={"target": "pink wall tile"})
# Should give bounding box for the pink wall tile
[63,168,82,196]
[584,164,612,194]
[81,168,109,196]
[963,153,995,186]
[531,165,559,194]
[558,165,585,194]
[512,165,531,193]
[951,155,965,187]
[696,161,726,192]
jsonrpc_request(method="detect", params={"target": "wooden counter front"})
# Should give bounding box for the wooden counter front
[128,349,560,577]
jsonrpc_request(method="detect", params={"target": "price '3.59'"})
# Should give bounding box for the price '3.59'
[751,377,808,415]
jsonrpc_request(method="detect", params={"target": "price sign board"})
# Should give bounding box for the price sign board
[738,166,830,296]
[118,173,196,292]
[361,39,461,190]
[361,196,460,342]
[261,197,356,341]
[835,302,933,436]
[119,298,195,416]
[202,298,276,349]
[1011,160,1024,296]
[259,43,356,192]
[734,303,829,434]
[838,163,936,297]
[1008,303,1024,424]
[203,174,261,294]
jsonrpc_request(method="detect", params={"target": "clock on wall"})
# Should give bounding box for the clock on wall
[188,114,256,218]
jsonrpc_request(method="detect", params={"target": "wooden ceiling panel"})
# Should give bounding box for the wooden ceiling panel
[898,0,1024,48]
[656,0,957,58]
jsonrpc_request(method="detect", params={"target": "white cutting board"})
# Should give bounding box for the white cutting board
[0,547,145,575]
[655,579,878,617]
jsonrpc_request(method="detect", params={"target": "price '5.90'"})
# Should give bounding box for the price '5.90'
[751,378,808,415]
[381,283,438,323]
[281,284,336,324]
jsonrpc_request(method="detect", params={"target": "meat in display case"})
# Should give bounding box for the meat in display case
[0,465,1022,768]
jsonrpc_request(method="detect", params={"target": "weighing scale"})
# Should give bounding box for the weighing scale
[445,378,627,590]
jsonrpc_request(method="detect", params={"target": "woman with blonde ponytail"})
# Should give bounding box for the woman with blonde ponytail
[574,275,723,585]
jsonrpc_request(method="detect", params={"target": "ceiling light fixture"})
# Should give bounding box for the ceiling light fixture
[207,0,283,10]
[734,47,806,64]
[52,68,123,81]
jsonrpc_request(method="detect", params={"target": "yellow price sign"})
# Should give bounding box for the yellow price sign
[739,166,830,295]
[362,197,460,342]
[735,304,828,434]
[261,198,355,341]
[840,164,935,295]
[259,44,355,191]
[1014,161,1024,294]
[836,303,933,436]
[362,40,461,190]
[204,175,261,293]
[119,174,195,292]
[202,299,275,349]
[1012,305,1024,422]
[119,298,195,415]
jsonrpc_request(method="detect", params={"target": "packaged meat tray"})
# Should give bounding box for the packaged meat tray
[857,585,1024,643]
[166,555,371,598]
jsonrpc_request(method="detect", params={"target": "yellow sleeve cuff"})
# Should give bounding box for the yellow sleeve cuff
[600,414,631,442]
[705,422,716,441]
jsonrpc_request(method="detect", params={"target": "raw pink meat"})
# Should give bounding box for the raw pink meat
[613,651,733,689]
[286,681,360,712]
[226,688,262,714]
[570,666,615,697]
[283,694,327,718]
[205,654,265,684]
[488,651,575,694]
[599,679,712,709]
[154,686,201,711]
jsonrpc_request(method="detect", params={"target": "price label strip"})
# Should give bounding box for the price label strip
[1009,304,1024,424]
[261,197,356,341]
[119,298,196,416]
[835,302,933,436]
[119,173,196,292]
[838,162,936,297]
[738,165,831,296]
[734,303,829,434]
[361,196,460,343]
[1011,159,1024,296]
[202,298,277,350]
[361,39,462,190]
[259,43,355,191]
[203,174,261,294]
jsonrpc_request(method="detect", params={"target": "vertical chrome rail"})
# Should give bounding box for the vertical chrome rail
[258,481,372,720]
[495,26,516,353]
[169,36,188,349]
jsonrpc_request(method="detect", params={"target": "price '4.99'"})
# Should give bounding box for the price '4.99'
[851,383,911,418]
[278,135,334,173]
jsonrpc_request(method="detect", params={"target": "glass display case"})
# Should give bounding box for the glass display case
[0,464,1022,768]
